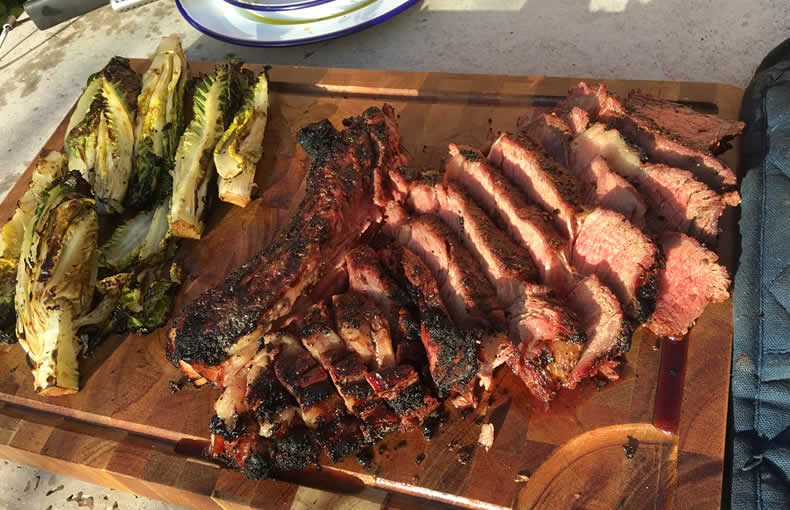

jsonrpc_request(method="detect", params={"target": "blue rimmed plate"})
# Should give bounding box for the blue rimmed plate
[229,0,372,23]
[176,0,419,48]
[223,0,336,12]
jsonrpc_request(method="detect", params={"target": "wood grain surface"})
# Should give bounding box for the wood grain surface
[0,62,741,509]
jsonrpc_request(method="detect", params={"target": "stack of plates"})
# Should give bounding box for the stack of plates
[176,0,419,47]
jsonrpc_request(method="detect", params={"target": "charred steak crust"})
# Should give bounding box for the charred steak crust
[272,428,318,471]
[634,260,660,324]
[169,109,385,369]
[420,309,479,397]
[244,450,275,480]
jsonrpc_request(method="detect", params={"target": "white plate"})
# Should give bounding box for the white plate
[223,0,336,11]
[238,0,371,23]
[176,0,418,47]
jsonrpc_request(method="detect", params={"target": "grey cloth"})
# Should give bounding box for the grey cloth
[731,51,790,510]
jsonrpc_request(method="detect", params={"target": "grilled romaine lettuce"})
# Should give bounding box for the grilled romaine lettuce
[64,73,102,177]
[15,172,99,395]
[120,260,182,334]
[170,63,241,239]
[64,57,141,214]
[215,68,270,207]
[127,37,189,210]
[0,151,67,259]
[0,258,17,345]
[100,197,172,271]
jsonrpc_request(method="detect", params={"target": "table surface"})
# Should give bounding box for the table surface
[0,1,783,509]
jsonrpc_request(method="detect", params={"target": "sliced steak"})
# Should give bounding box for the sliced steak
[626,91,744,154]
[579,155,647,228]
[266,332,370,462]
[368,104,410,206]
[332,292,396,370]
[244,350,319,473]
[366,365,440,431]
[515,109,573,168]
[637,163,726,246]
[564,106,591,137]
[506,282,586,400]
[445,143,574,295]
[400,175,585,399]
[168,107,403,387]
[573,123,727,245]
[558,82,626,121]
[345,245,425,367]
[384,202,504,330]
[379,245,480,400]
[300,304,400,439]
[565,275,632,387]
[566,82,740,199]
[520,110,648,228]
[487,132,582,240]
[572,208,660,322]
[407,179,539,305]
[646,233,730,337]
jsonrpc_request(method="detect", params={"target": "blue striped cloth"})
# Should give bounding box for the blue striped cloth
[732,48,790,510]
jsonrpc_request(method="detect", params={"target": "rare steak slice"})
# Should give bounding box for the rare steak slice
[565,275,633,387]
[445,143,575,295]
[487,132,582,240]
[518,109,648,228]
[572,208,660,322]
[384,202,504,330]
[564,106,591,137]
[626,91,744,154]
[565,82,739,199]
[573,122,728,245]
[646,233,730,337]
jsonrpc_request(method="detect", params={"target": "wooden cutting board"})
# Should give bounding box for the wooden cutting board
[0,62,740,510]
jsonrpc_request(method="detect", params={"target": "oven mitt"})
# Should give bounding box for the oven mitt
[731,40,790,510]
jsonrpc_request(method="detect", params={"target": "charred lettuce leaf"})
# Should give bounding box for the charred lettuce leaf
[64,57,141,215]
[170,62,244,239]
[0,151,67,260]
[14,172,99,395]
[0,258,17,345]
[215,68,269,207]
[100,197,173,272]
[120,261,182,334]
[127,37,189,210]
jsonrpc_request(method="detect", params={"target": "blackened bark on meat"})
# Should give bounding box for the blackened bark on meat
[379,245,479,399]
[271,428,318,472]
[168,106,405,384]
[312,415,371,463]
[345,245,427,368]
[365,364,440,430]
[244,450,275,480]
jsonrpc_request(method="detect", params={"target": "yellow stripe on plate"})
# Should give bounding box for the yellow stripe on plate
[244,0,379,25]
